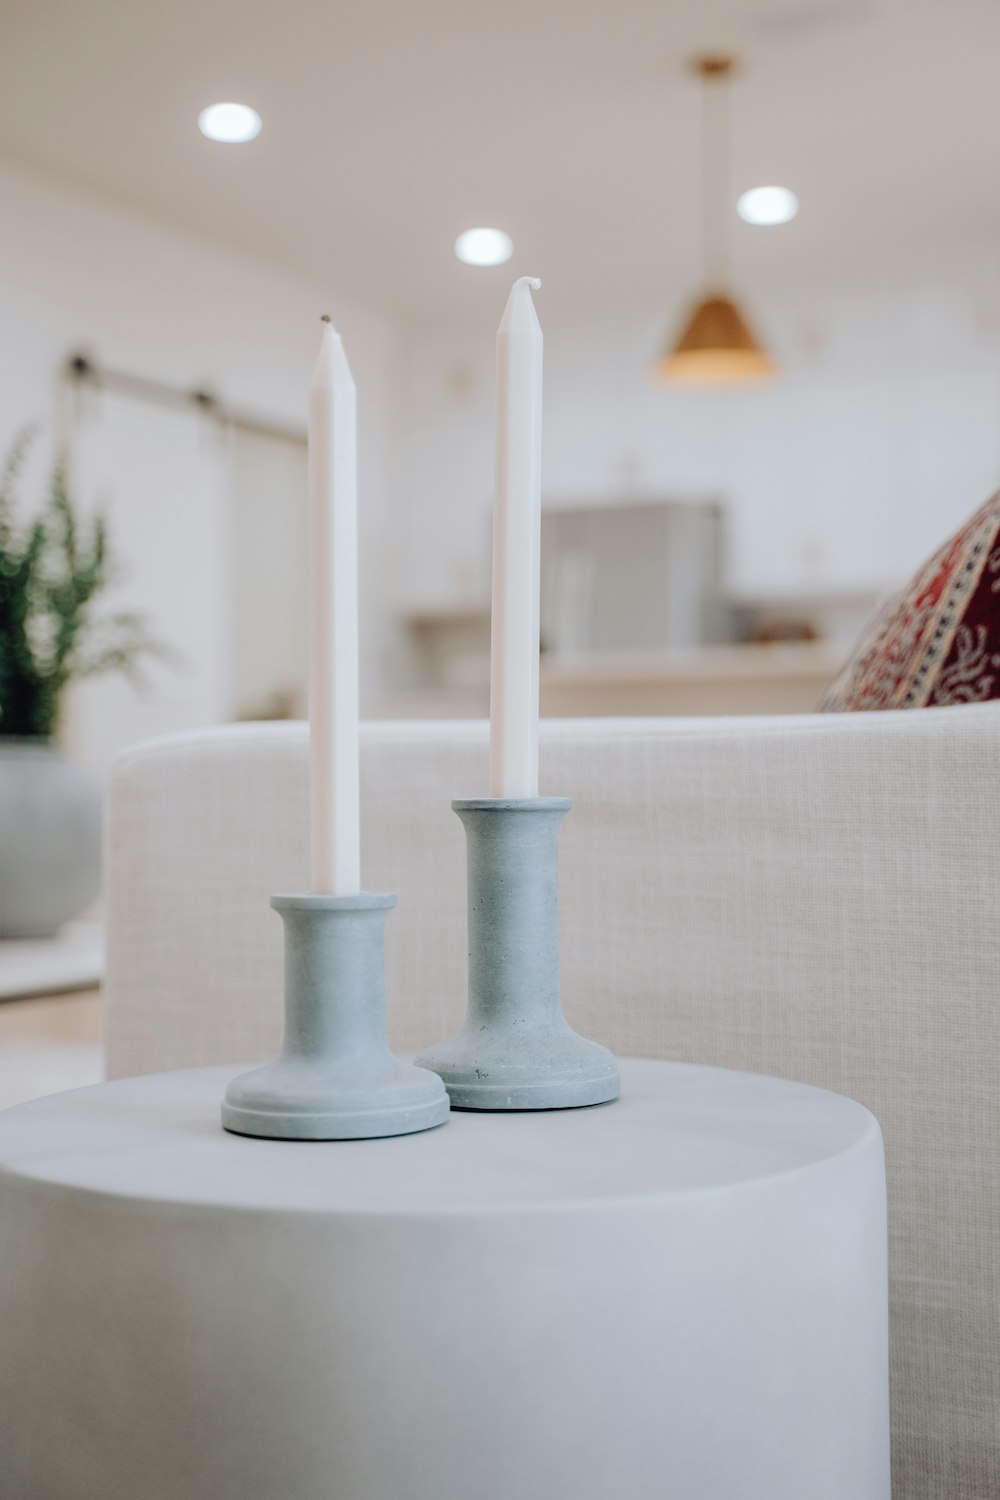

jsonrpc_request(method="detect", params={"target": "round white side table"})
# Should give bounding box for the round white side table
[0,1059,890,1500]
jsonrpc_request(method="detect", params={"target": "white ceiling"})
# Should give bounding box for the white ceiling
[1,0,999,327]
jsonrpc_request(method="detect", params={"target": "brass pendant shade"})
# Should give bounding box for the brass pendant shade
[659,294,775,386]
[659,56,775,387]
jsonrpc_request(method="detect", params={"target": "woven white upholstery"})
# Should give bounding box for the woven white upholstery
[106,707,1000,1500]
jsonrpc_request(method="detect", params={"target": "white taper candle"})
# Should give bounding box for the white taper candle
[308,318,361,894]
[490,276,543,799]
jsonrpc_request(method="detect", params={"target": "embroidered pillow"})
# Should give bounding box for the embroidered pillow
[821,490,1000,711]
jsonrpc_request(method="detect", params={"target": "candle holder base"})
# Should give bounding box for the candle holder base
[416,799,620,1112]
[416,1028,619,1112]
[222,1056,450,1140]
[222,893,450,1140]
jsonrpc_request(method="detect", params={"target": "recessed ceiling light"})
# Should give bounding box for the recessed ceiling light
[198,102,262,144]
[454,228,513,267]
[737,185,798,226]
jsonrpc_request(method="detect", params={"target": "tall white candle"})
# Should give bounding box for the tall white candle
[490,277,543,799]
[308,318,361,895]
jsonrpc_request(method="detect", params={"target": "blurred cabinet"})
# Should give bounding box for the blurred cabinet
[541,499,727,657]
[397,498,860,718]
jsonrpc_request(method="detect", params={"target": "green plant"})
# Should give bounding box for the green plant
[0,428,166,738]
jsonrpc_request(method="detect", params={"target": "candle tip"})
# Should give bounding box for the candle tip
[499,277,543,334]
[312,317,353,386]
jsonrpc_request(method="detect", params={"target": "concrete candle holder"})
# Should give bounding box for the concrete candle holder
[416,798,620,1110]
[222,892,450,1140]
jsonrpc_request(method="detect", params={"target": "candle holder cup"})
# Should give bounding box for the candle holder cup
[222,892,450,1140]
[416,798,620,1110]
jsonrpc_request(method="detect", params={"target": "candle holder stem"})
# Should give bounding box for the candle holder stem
[416,799,620,1110]
[222,893,449,1140]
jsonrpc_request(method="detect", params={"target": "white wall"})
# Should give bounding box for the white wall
[229,427,309,721]
[0,156,402,776]
[397,266,1000,615]
[6,150,1000,755]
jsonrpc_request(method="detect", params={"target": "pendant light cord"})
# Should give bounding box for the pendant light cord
[699,57,733,293]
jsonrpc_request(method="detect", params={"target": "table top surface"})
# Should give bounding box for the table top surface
[0,1059,877,1216]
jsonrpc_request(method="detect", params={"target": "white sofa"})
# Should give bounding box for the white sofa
[105,707,1000,1500]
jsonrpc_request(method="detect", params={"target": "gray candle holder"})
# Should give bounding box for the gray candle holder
[416,798,620,1110]
[222,892,450,1140]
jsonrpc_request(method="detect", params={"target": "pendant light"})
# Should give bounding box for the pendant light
[659,56,775,386]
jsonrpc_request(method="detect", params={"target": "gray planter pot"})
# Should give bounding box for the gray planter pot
[0,739,101,939]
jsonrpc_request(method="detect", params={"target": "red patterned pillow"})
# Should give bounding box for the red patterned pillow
[821,491,1000,711]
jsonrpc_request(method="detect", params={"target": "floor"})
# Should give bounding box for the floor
[0,989,102,1109]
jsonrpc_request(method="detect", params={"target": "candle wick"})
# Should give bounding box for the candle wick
[320,313,332,323]
[517,277,542,292]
